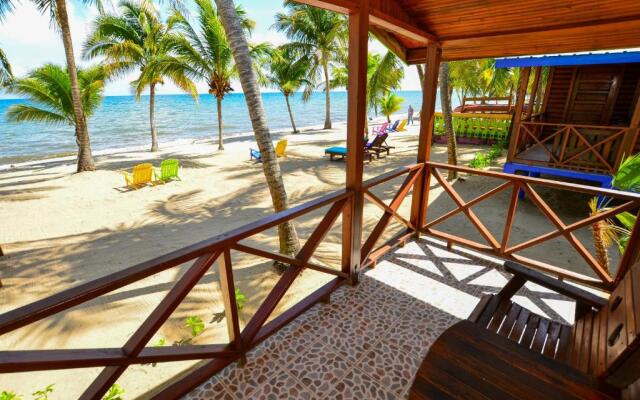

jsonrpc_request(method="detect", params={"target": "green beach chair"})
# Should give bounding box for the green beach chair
[155,159,181,183]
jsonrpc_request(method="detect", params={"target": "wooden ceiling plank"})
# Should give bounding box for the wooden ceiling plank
[370,26,407,62]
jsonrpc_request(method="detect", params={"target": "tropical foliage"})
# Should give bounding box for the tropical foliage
[379,93,404,123]
[0,47,12,86]
[6,64,105,127]
[155,0,256,150]
[84,0,197,152]
[449,59,516,104]
[261,46,310,133]
[274,1,347,130]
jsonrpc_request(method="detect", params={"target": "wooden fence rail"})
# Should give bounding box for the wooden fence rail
[513,121,636,173]
[422,161,640,289]
[1,162,640,397]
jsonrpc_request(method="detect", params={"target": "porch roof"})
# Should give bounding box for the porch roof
[295,0,640,63]
[496,51,640,68]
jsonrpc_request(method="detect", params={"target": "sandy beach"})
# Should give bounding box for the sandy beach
[0,118,609,398]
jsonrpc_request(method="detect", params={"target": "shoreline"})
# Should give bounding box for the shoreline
[0,120,344,170]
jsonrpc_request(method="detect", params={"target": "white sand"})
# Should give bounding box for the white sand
[0,118,611,398]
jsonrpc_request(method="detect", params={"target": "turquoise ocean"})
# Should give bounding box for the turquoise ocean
[0,90,448,165]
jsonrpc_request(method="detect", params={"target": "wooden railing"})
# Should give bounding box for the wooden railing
[2,161,640,397]
[0,165,426,399]
[422,161,640,289]
[434,112,511,142]
[513,121,636,173]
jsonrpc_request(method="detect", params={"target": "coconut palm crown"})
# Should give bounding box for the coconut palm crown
[262,47,310,133]
[274,1,347,130]
[379,92,404,123]
[6,63,105,133]
[84,0,197,152]
[154,0,256,151]
[0,46,12,86]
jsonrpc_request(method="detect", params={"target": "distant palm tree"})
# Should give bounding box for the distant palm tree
[161,0,255,151]
[6,64,106,159]
[379,93,404,123]
[262,47,310,133]
[215,0,300,259]
[439,62,458,180]
[84,0,197,152]
[0,46,12,86]
[274,2,346,130]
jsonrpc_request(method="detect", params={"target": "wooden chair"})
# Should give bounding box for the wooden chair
[466,260,640,397]
[122,163,154,189]
[365,133,393,158]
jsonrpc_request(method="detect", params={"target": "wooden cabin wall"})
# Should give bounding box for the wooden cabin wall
[544,66,575,123]
[612,63,640,125]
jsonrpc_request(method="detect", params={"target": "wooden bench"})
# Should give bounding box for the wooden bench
[411,260,640,399]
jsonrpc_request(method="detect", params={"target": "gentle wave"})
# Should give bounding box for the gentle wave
[0,90,441,164]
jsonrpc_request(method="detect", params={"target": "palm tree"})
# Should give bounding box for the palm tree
[262,47,310,133]
[274,1,346,130]
[0,46,12,86]
[215,0,300,258]
[379,93,404,123]
[159,0,256,151]
[439,62,458,180]
[6,64,106,160]
[84,0,197,152]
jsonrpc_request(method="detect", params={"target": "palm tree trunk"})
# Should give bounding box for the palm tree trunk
[215,0,300,258]
[439,62,458,180]
[416,64,425,91]
[216,96,224,150]
[149,82,158,152]
[284,94,298,133]
[56,0,95,172]
[322,59,331,130]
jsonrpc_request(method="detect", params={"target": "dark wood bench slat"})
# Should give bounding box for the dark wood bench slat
[521,314,541,348]
[509,307,531,343]
[468,294,493,323]
[543,321,562,358]
[498,303,522,337]
[532,317,550,353]
[487,299,513,333]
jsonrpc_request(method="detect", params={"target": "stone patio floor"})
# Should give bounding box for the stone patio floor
[185,236,577,400]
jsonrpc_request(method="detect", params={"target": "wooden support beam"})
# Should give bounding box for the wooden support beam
[410,43,441,231]
[526,66,542,120]
[218,249,243,363]
[342,0,368,284]
[507,67,531,162]
[370,26,406,62]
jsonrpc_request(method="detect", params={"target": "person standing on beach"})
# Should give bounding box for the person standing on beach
[408,105,414,125]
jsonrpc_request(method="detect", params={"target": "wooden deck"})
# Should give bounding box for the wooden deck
[185,237,578,399]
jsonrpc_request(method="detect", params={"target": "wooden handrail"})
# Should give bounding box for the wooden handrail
[522,121,628,130]
[423,161,640,289]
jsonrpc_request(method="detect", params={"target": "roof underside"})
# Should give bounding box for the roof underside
[495,51,640,68]
[295,0,640,63]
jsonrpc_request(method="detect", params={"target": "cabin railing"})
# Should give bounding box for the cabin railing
[513,121,637,174]
[1,161,640,397]
[421,161,640,289]
[434,112,511,143]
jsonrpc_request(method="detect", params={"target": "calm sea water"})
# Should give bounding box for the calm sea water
[0,90,442,164]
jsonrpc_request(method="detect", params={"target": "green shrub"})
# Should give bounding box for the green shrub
[469,145,503,169]
[32,385,54,400]
[103,384,125,400]
[235,288,246,311]
[185,316,205,337]
[0,391,21,400]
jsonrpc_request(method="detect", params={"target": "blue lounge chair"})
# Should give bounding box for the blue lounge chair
[388,120,400,132]
[325,146,373,162]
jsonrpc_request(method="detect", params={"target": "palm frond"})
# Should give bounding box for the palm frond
[6,104,70,125]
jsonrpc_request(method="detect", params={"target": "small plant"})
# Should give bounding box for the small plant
[235,288,246,311]
[103,384,125,400]
[185,316,205,337]
[0,391,21,400]
[469,144,503,169]
[32,385,54,400]
[153,337,166,347]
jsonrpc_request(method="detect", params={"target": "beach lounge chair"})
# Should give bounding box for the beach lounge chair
[371,121,388,135]
[122,163,154,189]
[388,120,400,132]
[325,146,373,162]
[155,159,180,183]
[395,119,408,131]
[250,139,287,161]
[366,133,394,157]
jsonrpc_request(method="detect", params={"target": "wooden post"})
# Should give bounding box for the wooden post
[409,43,441,233]
[506,67,531,162]
[341,0,369,285]
[617,91,640,169]
[218,249,244,365]
[526,66,542,120]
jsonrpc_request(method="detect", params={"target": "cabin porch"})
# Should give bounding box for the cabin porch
[184,236,574,400]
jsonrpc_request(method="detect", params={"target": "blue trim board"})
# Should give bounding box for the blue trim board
[496,52,640,68]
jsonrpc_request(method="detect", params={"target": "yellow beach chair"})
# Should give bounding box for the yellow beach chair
[122,163,154,189]
[275,139,288,158]
[396,119,408,131]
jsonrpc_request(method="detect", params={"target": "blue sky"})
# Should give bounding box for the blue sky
[0,0,422,97]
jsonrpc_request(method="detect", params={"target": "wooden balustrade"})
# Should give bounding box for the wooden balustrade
[2,161,640,397]
[513,121,636,173]
[422,161,640,290]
